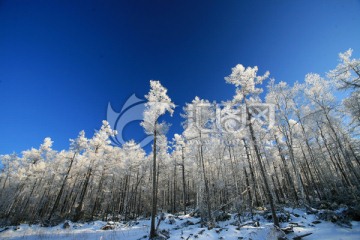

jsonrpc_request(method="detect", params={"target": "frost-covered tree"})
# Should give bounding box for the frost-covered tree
[73,120,116,221]
[141,80,175,239]
[328,49,360,130]
[182,96,216,224]
[225,64,279,227]
[172,134,187,214]
[328,49,360,90]
[266,80,303,203]
[48,131,88,220]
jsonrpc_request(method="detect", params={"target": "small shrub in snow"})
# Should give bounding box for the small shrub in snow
[101,224,115,230]
[345,205,360,221]
[214,211,231,222]
[317,209,352,228]
[165,215,176,225]
[62,221,70,229]
[264,212,290,223]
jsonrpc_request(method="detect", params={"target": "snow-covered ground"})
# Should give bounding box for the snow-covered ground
[1,208,359,240]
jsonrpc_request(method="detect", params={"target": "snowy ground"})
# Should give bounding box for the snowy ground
[1,208,359,240]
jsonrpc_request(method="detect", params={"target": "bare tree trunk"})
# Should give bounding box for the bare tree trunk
[244,167,253,220]
[61,173,79,216]
[48,152,76,220]
[91,166,107,220]
[243,139,260,206]
[324,111,360,184]
[173,163,177,213]
[74,167,92,221]
[317,122,352,187]
[228,146,240,195]
[273,163,285,203]
[299,145,322,201]
[246,107,279,227]
[150,122,158,239]
[181,146,187,214]
[199,134,212,224]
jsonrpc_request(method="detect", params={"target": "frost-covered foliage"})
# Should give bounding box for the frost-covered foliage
[328,49,360,130]
[225,64,269,102]
[141,80,175,135]
[328,48,360,90]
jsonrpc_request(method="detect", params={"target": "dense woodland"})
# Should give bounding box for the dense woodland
[1,49,360,231]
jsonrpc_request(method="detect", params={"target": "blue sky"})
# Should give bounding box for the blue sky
[1,0,360,154]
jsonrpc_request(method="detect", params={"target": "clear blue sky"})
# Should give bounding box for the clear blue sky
[1,0,360,154]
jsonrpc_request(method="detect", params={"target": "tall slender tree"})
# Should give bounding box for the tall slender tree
[225,64,279,227]
[141,80,175,239]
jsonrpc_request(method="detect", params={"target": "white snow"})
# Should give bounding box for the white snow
[1,209,359,240]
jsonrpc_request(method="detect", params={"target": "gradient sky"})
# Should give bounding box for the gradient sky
[1,0,360,154]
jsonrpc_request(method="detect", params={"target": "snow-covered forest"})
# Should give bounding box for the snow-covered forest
[1,49,360,239]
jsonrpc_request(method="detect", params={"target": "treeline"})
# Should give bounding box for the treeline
[0,49,359,226]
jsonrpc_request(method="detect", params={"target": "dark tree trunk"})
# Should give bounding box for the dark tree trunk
[181,146,187,214]
[246,106,279,227]
[150,122,158,239]
[48,153,76,220]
